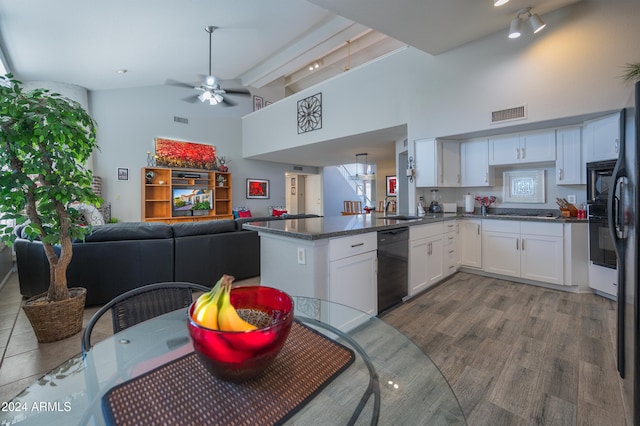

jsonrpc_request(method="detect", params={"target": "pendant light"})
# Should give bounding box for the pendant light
[353,153,375,180]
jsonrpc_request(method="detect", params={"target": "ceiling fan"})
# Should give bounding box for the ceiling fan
[167,26,250,106]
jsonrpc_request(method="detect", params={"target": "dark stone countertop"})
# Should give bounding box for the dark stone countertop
[242,211,586,241]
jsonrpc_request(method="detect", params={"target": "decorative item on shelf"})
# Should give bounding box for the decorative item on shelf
[217,156,229,172]
[407,156,415,183]
[191,201,211,216]
[145,170,155,184]
[622,60,640,83]
[146,151,157,167]
[0,74,101,342]
[216,174,226,187]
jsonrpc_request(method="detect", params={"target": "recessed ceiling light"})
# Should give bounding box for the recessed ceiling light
[115,69,128,74]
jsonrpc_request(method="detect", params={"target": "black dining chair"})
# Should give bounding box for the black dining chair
[81,281,211,355]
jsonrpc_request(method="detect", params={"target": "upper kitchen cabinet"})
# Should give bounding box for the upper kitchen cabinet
[415,138,460,187]
[584,112,621,163]
[556,126,584,185]
[488,129,556,165]
[461,138,492,187]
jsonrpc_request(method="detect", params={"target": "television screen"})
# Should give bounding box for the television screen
[172,188,212,216]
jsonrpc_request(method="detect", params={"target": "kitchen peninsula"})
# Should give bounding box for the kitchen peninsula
[244,212,589,322]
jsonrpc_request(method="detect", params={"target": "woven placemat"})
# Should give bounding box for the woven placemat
[102,321,355,425]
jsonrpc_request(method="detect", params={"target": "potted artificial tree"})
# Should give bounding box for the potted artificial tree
[0,75,102,343]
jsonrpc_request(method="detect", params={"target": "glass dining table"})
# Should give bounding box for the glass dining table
[0,296,466,425]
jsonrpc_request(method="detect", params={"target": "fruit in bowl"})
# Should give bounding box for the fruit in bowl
[187,275,294,382]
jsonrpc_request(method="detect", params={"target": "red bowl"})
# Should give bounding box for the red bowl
[187,285,294,382]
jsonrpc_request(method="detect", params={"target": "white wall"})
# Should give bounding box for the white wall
[243,0,640,213]
[88,85,318,222]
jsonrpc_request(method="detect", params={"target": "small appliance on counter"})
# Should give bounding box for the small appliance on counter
[416,196,426,217]
[442,203,457,213]
[428,189,442,213]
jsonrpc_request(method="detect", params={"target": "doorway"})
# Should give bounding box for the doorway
[285,173,322,215]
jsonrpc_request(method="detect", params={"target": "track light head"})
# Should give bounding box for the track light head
[508,18,522,39]
[528,13,546,33]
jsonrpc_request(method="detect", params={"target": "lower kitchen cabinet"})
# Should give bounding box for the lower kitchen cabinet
[409,223,444,296]
[482,220,564,285]
[443,220,458,277]
[459,219,482,268]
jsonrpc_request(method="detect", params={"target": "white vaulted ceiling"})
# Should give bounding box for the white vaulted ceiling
[0,0,580,93]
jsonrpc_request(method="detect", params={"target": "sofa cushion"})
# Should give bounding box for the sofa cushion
[83,222,173,242]
[172,219,237,237]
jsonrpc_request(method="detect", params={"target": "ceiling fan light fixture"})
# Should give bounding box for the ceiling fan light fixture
[198,91,212,102]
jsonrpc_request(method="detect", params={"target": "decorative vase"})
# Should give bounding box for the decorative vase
[22,287,87,343]
[218,182,224,187]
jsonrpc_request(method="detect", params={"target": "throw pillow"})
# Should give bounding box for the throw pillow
[272,209,287,217]
[238,210,252,218]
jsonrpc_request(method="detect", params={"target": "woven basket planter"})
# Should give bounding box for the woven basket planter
[22,287,87,343]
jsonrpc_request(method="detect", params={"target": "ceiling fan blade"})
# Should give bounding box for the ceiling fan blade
[223,88,250,96]
[166,79,197,90]
[182,95,200,104]
[221,97,236,107]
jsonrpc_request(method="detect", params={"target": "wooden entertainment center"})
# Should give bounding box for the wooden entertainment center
[141,167,233,223]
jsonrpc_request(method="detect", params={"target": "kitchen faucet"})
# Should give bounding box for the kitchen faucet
[384,197,391,214]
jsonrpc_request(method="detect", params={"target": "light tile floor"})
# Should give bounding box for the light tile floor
[0,273,260,403]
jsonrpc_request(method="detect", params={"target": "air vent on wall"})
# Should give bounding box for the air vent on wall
[491,105,526,124]
[173,116,189,124]
[293,166,303,171]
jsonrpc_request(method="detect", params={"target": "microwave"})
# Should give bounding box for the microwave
[586,160,617,204]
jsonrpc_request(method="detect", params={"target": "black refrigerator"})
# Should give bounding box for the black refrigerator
[610,81,640,425]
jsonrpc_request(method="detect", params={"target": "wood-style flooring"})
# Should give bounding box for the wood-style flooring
[381,272,625,426]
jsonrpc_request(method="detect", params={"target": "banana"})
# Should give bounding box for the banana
[217,276,257,332]
[193,276,223,318]
[193,276,225,329]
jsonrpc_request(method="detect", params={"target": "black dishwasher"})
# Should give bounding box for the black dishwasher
[377,227,409,313]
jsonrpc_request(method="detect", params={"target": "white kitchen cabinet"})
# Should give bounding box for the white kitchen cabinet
[460,138,492,187]
[556,126,584,185]
[459,219,482,269]
[584,113,621,163]
[415,138,460,187]
[482,220,564,285]
[409,223,443,295]
[443,220,458,277]
[483,225,521,277]
[328,233,377,326]
[488,130,556,165]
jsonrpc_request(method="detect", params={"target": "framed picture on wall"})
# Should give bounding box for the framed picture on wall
[117,168,129,181]
[386,176,397,196]
[246,178,270,199]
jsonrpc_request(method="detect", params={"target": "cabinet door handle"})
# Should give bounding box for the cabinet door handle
[484,172,488,183]
[521,147,526,159]
[516,239,519,250]
[557,168,563,181]
[615,138,620,153]
[522,239,525,251]
[477,224,480,235]
[516,148,520,159]
[351,242,364,248]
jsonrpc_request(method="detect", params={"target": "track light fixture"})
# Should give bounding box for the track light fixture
[508,7,546,39]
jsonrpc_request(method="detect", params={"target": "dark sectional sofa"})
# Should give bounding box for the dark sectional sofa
[14,214,318,306]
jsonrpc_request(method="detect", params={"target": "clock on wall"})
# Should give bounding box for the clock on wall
[297,93,322,134]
